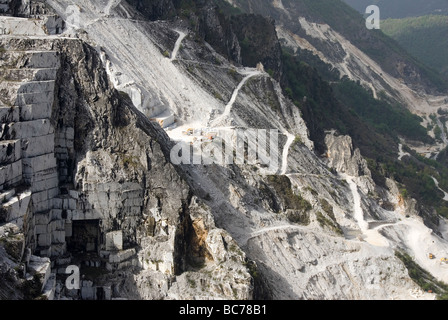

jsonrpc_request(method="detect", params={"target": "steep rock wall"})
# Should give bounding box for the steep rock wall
[0,34,252,300]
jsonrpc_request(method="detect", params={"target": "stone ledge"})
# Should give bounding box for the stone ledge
[8,119,54,139]
[0,106,19,123]
[42,273,56,300]
[3,68,58,82]
[108,248,136,264]
[27,254,51,292]
[17,80,55,94]
[105,231,123,251]
[20,102,53,121]
[22,153,57,174]
[0,139,21,165]
[0,188,15,203]
[21,134,55,158]
[9,50,60,69]
[0,160,22,190]
[15,91,54,106]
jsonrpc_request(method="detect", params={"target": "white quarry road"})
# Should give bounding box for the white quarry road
[341,173,448,283]
[296,16,448,117]
[431,176,448,201]
[281,133,295,175]
[437,118,448,145]
[398,143,411,161]
[344,175,369,231]
[170,30,187,62]
[211,68,263,126]
[243,224,309,246]
[104,0,122,16]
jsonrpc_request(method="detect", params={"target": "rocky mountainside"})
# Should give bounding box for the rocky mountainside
[227,0,448,219]
[0,2,252,300]
[1,0,448,301]
[381,15,448,78]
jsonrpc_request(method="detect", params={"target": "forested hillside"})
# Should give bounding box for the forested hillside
[382,15,448,77]
[343,0,448,18]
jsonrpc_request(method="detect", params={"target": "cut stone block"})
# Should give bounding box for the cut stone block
[28,174,59,193]
[48,186,59,199]
[51,220,65,231]
[8,119,54,139]
[65,127,75,140]
[52,197,63,209]
[124,197,142,207]
[21,134,55,158]
[37,233,51,247]
[100,251,110,259]
[68,190,78,199]
[22,153,57,175]
[66,139,74,149]
[62,198,70,210]
[0,159,22,189]
[0,3,8,13]
[32,190,48,204]
[105,231,123,251]
[28,255,51,292]
[54,136,66,148]
[0,17,47,36]
[43,16,64,36]
[35,224,48,235]
[81,285,95,300]
[17,80,55,94]
[51,230,65,244]
[87,192,109,209]
[65,221,72,237]
[103,286,112,300]
[38,247,51,257]
[60,197,77,210]
[4,68,58,82]
[55,256,71,266]
[20,102,53,121]
[14,51,60,69]
[153,113,175,129]
[15,91,54,107]
[34,212,51,225]
[68,198,76,210]
[109,248,136,264]
[0,139,21,165]
[0,106,19,123]
[50,243,66,257]
[33,199,50,212]
[123,206,141,215]
[0,189,15,204]
[71,209,101,221]
[42,273,56,300]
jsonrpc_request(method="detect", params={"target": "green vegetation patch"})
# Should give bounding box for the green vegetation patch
[316,211,343,236]
[332,79,431,143]
[395,250,448,300]
[266,175,312,225]
[382,15,448,76]
[266,175,312,212]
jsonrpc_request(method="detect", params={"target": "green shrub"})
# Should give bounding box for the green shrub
[395,250,448,299]
[315,211,343,236]
[266,175,312,212]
